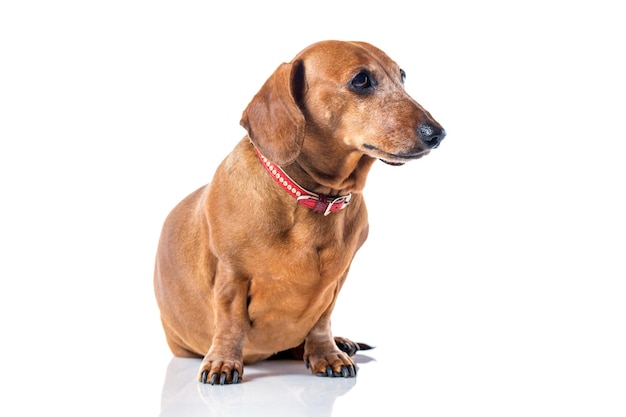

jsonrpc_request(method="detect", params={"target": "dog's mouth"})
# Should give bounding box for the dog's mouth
[380,159,406,166]
[363,144,430,166]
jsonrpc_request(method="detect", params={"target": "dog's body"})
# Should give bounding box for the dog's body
[154,40,445,384]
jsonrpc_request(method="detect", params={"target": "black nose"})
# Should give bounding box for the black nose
[419,123,446,149]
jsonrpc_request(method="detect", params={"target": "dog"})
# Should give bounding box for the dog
[154,40,445,385]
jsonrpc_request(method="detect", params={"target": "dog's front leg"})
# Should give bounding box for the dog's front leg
[198,265,249,385]
[303,312,357,378]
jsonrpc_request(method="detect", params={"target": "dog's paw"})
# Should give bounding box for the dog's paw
[305,350,357,378]
[197,357,244,385]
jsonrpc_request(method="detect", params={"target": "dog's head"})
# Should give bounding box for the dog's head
[240,40,445,167]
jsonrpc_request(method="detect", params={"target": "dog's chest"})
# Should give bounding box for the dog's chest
[249,229,355,289]
[244,221,359,325]
[244,242,351,349]
[265,217,358,279]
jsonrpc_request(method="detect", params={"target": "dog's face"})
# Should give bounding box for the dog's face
[297,41,445,166]
[241,40,445,169]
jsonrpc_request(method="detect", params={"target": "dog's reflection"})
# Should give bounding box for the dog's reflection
[159,356,371,417]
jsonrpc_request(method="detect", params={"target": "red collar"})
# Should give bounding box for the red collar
[255,148,352,216]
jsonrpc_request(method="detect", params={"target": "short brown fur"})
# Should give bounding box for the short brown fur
[154,40,445,384]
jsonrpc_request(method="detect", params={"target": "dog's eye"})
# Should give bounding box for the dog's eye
[350,71,374,92]
[400,69,406,84]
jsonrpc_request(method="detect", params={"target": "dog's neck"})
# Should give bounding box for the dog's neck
[255,148,353,215]
[284,152,376,196]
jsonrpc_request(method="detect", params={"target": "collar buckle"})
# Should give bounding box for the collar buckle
[297,193,352,216]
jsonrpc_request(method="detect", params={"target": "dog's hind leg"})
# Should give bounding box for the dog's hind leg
[271,337,373,360]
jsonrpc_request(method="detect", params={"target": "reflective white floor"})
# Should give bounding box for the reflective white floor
[160,340,626,417]
[159,356,369,417]
[153,341,626,416]
[3,334,624,416]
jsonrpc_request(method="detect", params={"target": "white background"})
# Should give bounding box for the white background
[1,1,624,416]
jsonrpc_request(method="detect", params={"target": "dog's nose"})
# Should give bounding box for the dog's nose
[419,123,446,149]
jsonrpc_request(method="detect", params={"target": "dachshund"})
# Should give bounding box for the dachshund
[154,40,445,385]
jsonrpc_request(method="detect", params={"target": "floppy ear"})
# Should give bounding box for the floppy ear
[240,59,306,165]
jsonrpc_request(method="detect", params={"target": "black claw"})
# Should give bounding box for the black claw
[305,359,310,369]
[210,373,218,385]
[232,370,239,384]
[341,366,349,377]
[336,341,352,355]
[326,366,333,377]
[201,371,208,384]
[220,372,227,385]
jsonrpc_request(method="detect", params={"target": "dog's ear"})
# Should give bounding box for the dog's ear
[240,59,306,166]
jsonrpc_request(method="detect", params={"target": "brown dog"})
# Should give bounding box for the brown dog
[154,40,445,385]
